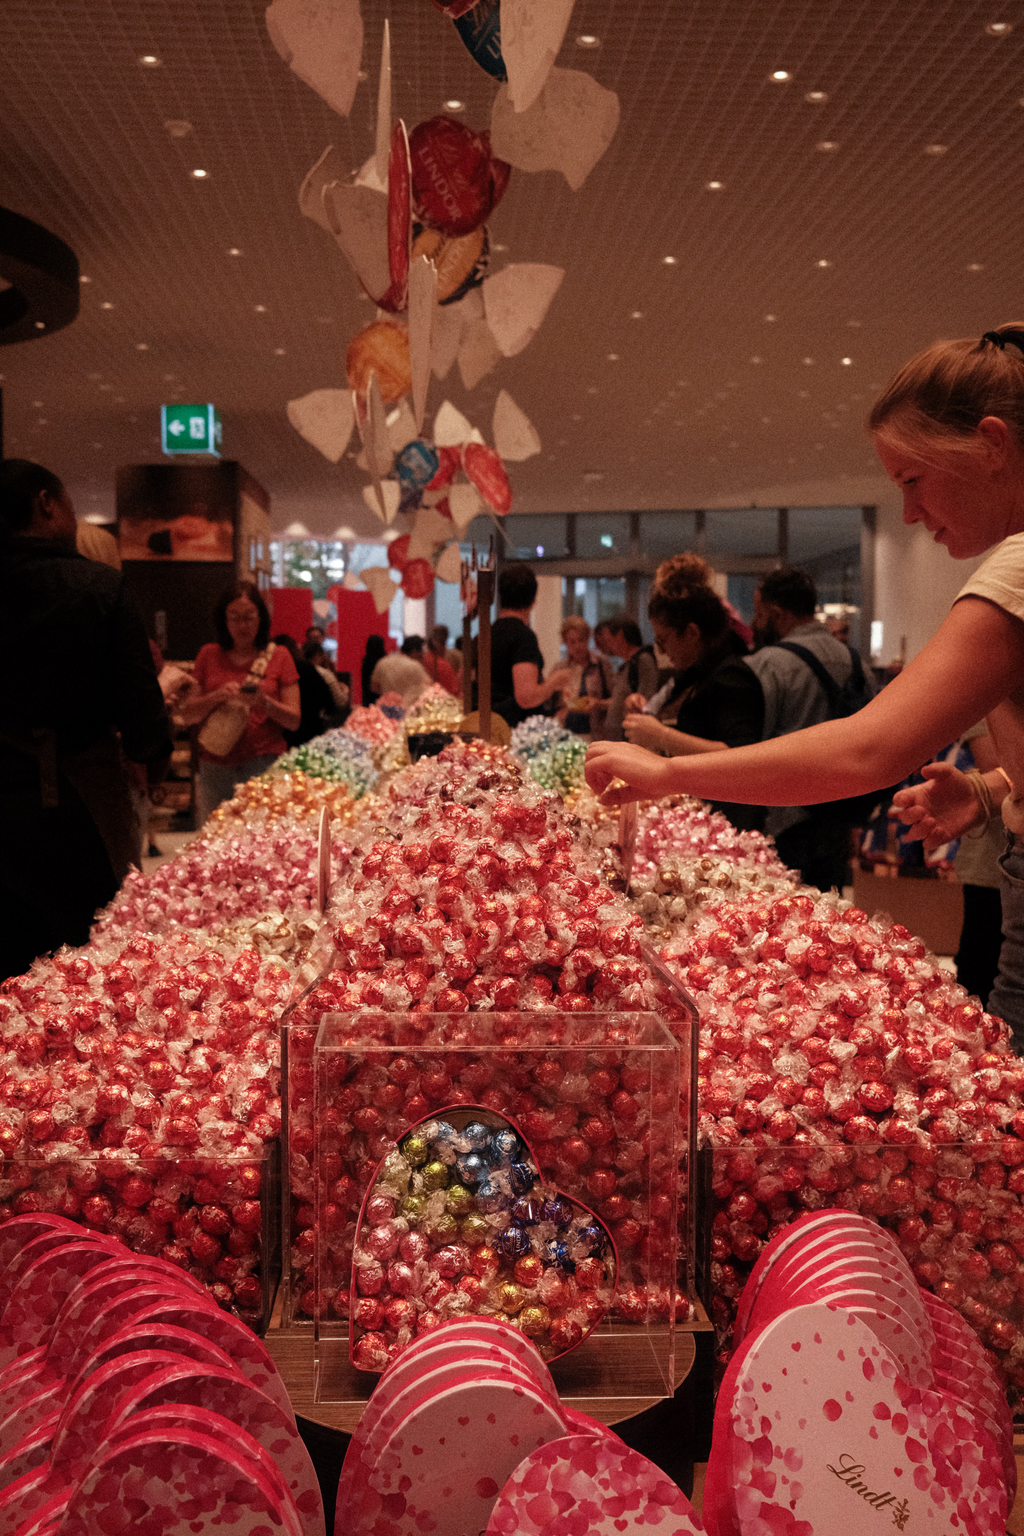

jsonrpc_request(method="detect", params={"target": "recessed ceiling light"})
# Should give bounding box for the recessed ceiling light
[79,275,91,284]
[663,255,677,265]
[164,119,191,138]
[607,353,619,361]
[841,357,853,366]
[750,356,763,364]
[100,301,114,310]
[492,243,508,253]
[136,342,149,350]
[274,348,286,356]
[967,262,985,271]
[815,259,832,268]
[816,140,839,152]
[924,143,948,156]
[803,357,815,365]
[706,179,724,190]
[192,168,208,178]
[770,70,792,82]
[631,311,643,320]
[139,54,161,66]
[586,386,598,395]
[576,34,600,48]
[804,90,829,103]
[986,20,1013,33]
[847,319,862,327]
[764,314,778,323]
[357,69,368,81]
[254,304,267,313]
[444,99,465,111]
[32,400,42,408]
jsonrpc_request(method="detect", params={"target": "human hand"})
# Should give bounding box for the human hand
[889,761,983,849]
[623,713,667,752]
[247,689,269,722]
[585,741,674,805]
[623,693,648,714]
[546,667,574,693]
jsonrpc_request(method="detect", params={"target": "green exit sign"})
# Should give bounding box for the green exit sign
[160,403,222,456]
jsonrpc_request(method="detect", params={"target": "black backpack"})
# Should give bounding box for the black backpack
[774,641,896,826]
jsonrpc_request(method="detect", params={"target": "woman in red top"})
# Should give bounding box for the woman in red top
[182,581,300,824]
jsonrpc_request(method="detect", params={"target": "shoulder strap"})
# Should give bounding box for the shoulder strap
[247,642,276,682]
[775,640,843,713]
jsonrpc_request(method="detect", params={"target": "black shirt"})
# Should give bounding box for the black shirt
[667,643,766,832]
[0,534,171,791]
[490,615,545,729]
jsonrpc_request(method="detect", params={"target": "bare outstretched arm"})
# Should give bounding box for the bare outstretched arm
[586,597,1024,807]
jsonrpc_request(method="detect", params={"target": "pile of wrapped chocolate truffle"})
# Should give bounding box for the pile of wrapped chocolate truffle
[2,705,1022,1408]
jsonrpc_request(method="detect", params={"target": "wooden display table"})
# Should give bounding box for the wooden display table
[262,1289,715,1438]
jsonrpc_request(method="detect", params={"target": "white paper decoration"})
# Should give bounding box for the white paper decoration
[492,390,541,461]
[482,263,565,356]
[435,542,463,583]
[500,0,576,114]
[286,389,355,463]
[358,565,399,613]
[265,0,363,119]
[491,68,620,191]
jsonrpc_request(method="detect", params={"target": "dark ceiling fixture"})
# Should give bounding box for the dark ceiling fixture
[0,206,79,346]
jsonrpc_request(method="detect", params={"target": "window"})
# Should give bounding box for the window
[577,514,631,558]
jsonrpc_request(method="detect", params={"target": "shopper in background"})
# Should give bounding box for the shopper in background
[418,629,461,696]
[304,623,328,661]
[743,565,875,890]
[431,624,463,675]
[557,616,613,734]
[586,322,1024,1049]
[490,563,573,729]
[653,551,754,649]
[620,584,766,830]
[0,459,171,980]
[271,633,336,746]
[301,637,349,719]
[181,581,300,824]
[601,616,660,741]
[361,634,387,706]
[371,638,432,710]
[953,724,1005,1007]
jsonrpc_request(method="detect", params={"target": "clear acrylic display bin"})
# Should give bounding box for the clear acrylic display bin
[310,1010,686,1414]
[701,1135,1024,1406]
[0,1141,279,1334]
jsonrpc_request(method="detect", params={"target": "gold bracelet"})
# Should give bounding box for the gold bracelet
[995,765,1014,796]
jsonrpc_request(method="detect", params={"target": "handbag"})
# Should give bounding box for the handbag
[198,644,276,757]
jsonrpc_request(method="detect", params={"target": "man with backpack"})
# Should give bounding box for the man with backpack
[598,616,660,741]
[744,566,877,889]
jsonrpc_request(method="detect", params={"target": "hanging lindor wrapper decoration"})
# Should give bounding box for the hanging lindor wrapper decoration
[376,121,413,314]
[409,116,511,238]
[400,557,435,600]
[463,440,512,514]
[346,320,412,405]
[451,0,506,80]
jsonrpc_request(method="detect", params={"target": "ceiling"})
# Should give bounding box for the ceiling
[2,0,1023,538]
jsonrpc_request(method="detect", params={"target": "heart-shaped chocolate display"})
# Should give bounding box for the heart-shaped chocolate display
[350,1106,617,1370]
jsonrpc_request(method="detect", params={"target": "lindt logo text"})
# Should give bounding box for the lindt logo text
[826,1454,910,1528]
